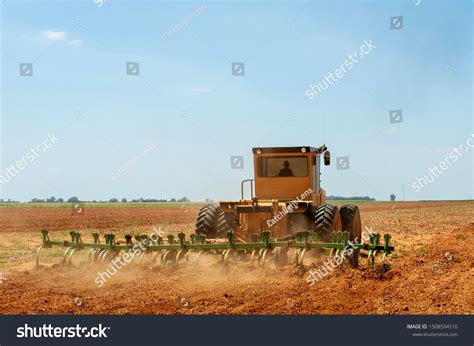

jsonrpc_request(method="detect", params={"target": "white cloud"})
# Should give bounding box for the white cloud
[40,30,68,41]
[67,40,82,46]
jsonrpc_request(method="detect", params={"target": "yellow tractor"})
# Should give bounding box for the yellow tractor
[195,145,362,245]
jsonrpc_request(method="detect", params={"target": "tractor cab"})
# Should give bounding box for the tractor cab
[251,145,330,204]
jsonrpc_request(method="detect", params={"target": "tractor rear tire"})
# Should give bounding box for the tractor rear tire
[340,204,362,268]
[340,204,362,241]
[195,204,221,238]
[313,204,342,241]
[304,204,318,221]
[217,212,236,237]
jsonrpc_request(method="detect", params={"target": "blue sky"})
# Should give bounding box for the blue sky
[1,0,472,202]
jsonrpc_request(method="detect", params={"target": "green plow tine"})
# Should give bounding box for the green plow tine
[329,232,336,256]
[382,234,392,264]
[93,233,100,244]
[368,233,381,269]
[334,232,340,257]
[178,233,186,249]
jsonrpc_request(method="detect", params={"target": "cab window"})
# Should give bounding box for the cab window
[257,156,308,177]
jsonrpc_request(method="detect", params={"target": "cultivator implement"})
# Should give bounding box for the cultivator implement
[37,229,394,269]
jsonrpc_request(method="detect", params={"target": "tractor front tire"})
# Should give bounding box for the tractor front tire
[313,204,342,241]
[195,204,221,238]
[340,204,362,268]
[217,212,236,238]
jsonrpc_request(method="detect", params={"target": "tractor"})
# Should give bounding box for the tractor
[195,145,362,245]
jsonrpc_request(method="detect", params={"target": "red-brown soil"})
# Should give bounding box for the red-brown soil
[0,201,472,314]
[0,205,200,234]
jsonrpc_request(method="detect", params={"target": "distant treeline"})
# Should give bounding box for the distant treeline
[1,195,374,203]
[326,195,375,201]
[0,197,190,203]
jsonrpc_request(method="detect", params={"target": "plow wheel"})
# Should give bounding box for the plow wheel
[88,249,96,262]
[250,250,259,264]
[99,250,113,263]
[35,246,63,267]
[222,249,232,264]
[62,247,74,265]
[140,251,157,267]
[35,246,44,267]
[258,249,270,266]
[195,204,221,238]
[185,250,209,264]
[66,248,80,265]
[161,250,176,267]
[184,249,195,262]
[340,204,362,268]
[249,249,268,266]
[313,204,342,241]
[293,248,307,266]
[176,250,187,264]
[36,246,77,267]
[195,251,204,264]
[89,248,103,263]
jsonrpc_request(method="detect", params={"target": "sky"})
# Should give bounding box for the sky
[0,0,472,202]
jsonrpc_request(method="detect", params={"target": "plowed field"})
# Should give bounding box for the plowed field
[0,201,472,314]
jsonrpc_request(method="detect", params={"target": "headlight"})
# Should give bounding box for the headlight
[256,149,262,154]
[301,147,307,153]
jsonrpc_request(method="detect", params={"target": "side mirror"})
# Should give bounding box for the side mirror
[324,151,330,165]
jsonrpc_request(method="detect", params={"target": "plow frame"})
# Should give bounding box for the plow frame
[37,229,394,268]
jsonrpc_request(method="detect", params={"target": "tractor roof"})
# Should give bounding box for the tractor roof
[252,145,326,154]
